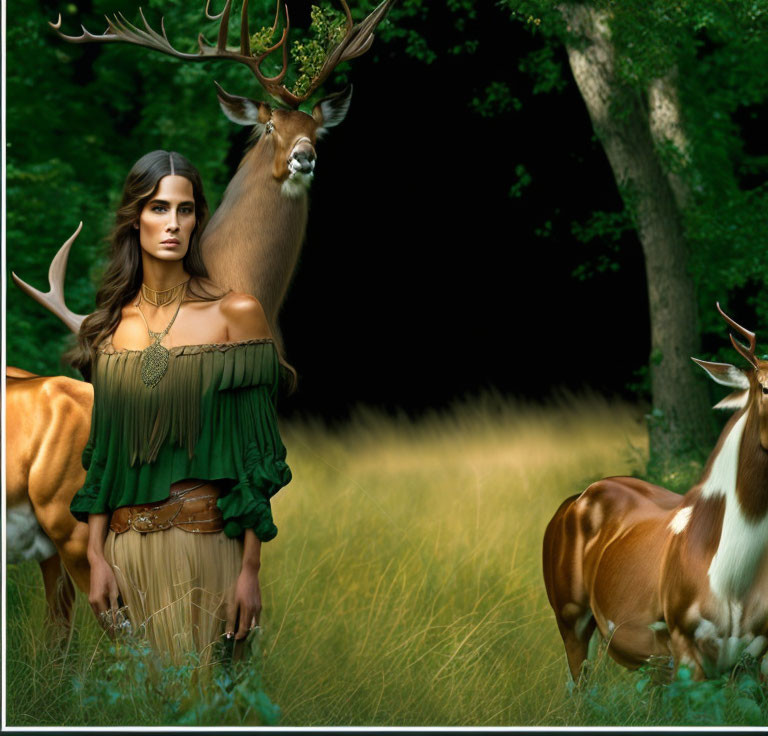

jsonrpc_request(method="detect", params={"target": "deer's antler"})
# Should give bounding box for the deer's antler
[11,223,87,334]
[296,0,394,105]
[717,301,758,368]
[50,0,395,108]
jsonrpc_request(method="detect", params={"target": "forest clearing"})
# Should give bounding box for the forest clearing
[8,394,766,727]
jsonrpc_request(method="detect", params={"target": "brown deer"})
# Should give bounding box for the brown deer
[543,304,768,682]
[6,366,92,633]
[7,229,90,633]
[15,0,395,373]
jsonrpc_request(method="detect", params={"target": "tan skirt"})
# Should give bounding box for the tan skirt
[104,527,243,667]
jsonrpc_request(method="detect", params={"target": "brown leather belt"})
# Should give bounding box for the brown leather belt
[109,480,225,534]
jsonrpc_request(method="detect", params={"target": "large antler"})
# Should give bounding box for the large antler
[50,0,395,108]
[11,223,87,334]
[298,0,395,104]
[717,301,758,368]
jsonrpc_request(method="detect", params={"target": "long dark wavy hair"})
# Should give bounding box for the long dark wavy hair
[67,150,224,379]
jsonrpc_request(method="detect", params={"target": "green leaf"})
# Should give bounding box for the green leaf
[733,697,764,725]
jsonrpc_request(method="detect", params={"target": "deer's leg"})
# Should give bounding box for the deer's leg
[668,627,710,681]
[39,553,75,636]
[28,434,91,597]
[56,522,91,596]
[35,507,90,597]
[543,494,596,684]
[556,605,597,684]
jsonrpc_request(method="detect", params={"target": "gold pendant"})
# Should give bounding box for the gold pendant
[140,341,169,388]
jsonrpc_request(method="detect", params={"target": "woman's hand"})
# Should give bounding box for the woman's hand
[86,512,120,631]
[227,563,262,640]
[88,554,120,630]
[226,529,262,640]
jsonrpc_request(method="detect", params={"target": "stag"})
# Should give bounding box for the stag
[15,0,395,369]
[543,304,768,682]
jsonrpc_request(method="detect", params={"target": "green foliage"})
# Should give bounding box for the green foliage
[353,0,482,64]
[502,0,567,39]
[626,363,651,402]
[291,4,348,97]
[250,21,280,56]
[176,657,281,726]
[571,209,633,280]
[507,163,532,198]
[633,659,768,726]
[446,0,477,19]
[402,30,437,64]
[534,218,554,239]
[470,81,522,117]
[448,38,479,55]
[571,634,768,726]
[517,45,567,95]
[6,558,279,727]
[572,209,634,246]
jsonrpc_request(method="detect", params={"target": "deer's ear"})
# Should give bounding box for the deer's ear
[215,82,272,128]
[313,85,353,135]
[692,357,750,389]
[714,390,750,411]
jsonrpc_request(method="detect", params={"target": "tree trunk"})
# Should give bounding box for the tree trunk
[558,3,713,469]
[647,70,691,211]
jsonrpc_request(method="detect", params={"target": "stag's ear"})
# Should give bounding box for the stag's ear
[313,85,353,136]
[214,81,272,129]
[693,358,751,411]
[692,357,750,389]
[713,390,750,411]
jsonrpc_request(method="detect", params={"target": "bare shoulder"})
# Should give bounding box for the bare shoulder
[220,292,272,341]
[219,292,266,318]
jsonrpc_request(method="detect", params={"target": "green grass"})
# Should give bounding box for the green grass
[6,392,768,726]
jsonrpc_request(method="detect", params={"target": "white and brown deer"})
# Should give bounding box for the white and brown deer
[15,0,394,374]
[543,303,768,682]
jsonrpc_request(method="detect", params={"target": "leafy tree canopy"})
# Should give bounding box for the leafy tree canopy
[366,0,768,367]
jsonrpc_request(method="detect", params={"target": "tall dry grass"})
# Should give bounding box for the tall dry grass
[9,392,764,726]
[258,391,648,725]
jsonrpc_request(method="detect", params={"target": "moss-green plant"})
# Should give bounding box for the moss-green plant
[291,4,347,97]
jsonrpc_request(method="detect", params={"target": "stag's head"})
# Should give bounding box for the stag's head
[694,303,768,449]
[51,0,394,193]
[214,81,352,194]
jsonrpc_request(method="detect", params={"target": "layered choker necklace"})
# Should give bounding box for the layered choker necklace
[140,279,190,307]
[135,279,190,388]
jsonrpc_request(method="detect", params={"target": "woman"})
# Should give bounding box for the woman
[67,150,291,666]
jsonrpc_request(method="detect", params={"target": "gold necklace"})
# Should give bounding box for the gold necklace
[135,285,186,388]
[140,278,190,307]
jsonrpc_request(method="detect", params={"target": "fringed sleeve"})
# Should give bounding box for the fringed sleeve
[70,366,112,522]
[212,342,292,541]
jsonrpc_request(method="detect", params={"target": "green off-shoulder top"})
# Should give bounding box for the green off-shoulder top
[70,338,291,541]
